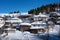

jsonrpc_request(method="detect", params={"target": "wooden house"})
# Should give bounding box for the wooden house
[20,23,31,31]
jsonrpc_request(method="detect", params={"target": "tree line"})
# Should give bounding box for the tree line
[28,3,60,15]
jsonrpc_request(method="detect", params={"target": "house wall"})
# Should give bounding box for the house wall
[20,25,31,31]
[4,30,15,33]
[30,29,45,34]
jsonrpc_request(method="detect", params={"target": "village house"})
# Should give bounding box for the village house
[20,23,31,32]
[33,13,49,22]
[49,8,60,24]
[5,17,22,28]
[28,13,49,34]
[30,21,47,34]
[18,13,33,23]
[0,18,5,34]
[4,28,16,33]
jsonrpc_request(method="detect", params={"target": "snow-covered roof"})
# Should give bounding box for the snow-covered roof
[20,23,31,26]
[50,12,60,15]
[34,14,48,18]
[30,27,45,29]
[50,12,58,13]
[31,21,46,25]
[0,13,21,17]
[4,28,16,30]
[6,18,22,23]
[6,20,22,23]
[48,21,54,24]
[20,13,32,17]
[55,8,60,11]
[49,12,60,16]
[7,17,19,20]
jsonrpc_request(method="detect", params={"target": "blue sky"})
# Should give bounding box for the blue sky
[0,0,60,13]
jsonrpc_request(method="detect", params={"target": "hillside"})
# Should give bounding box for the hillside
[28,3,60,15]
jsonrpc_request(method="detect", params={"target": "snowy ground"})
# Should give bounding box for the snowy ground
[0,30,41,40]
[0,25,60,40]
